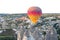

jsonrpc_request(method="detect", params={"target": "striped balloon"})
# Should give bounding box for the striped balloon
[27,6,42,24]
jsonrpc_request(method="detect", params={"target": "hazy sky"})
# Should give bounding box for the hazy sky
[0,0,60,14]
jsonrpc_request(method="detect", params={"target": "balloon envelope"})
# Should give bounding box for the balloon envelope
[27,6,42,24]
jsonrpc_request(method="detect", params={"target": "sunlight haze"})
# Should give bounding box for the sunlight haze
[0,0,60,14]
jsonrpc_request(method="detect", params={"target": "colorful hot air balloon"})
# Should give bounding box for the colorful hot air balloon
[27,6,42,24]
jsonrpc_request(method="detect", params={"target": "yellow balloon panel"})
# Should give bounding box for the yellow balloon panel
[28,15,40,24]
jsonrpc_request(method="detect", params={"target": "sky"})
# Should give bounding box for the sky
[0,0,60,14]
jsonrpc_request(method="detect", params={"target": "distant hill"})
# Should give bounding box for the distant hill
[0,13,60,17]
[42,13,60,17]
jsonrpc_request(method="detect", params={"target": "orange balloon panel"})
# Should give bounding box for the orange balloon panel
[28,15,41,24]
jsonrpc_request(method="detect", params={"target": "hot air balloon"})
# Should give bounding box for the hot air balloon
[27,6,42,24]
